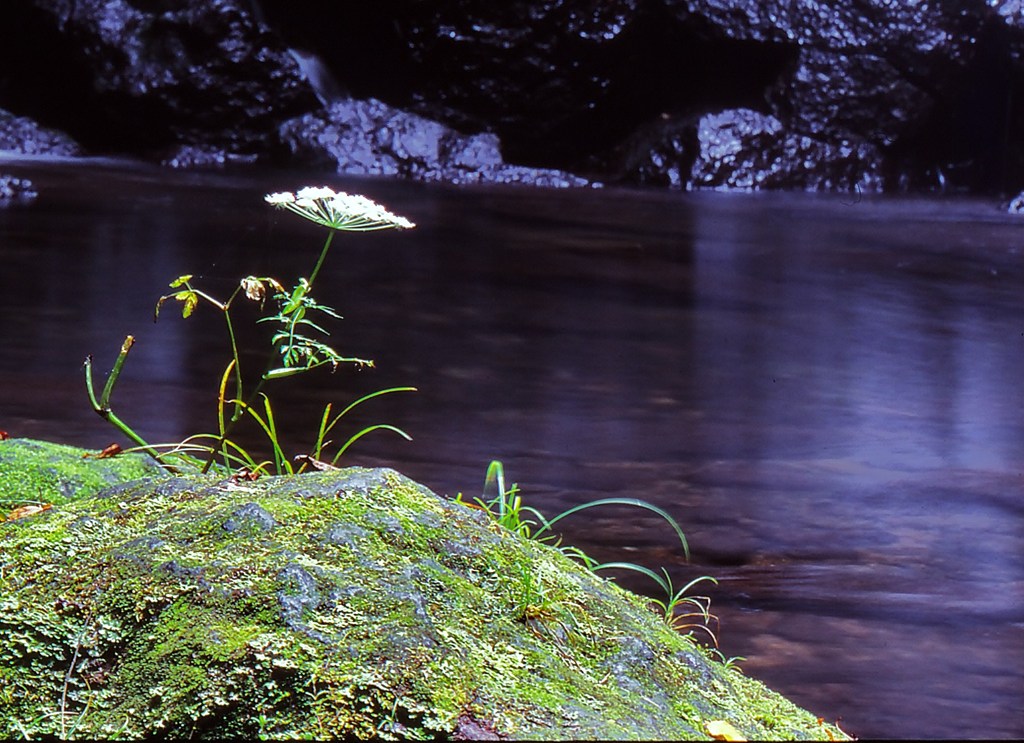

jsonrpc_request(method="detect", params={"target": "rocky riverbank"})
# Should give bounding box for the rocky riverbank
[1,1,1022,195]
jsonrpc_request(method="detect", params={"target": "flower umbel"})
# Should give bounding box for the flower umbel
[265,186,415,231]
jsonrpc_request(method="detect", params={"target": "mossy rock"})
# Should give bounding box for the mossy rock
[0,437,165,508]
[0,438,846,740]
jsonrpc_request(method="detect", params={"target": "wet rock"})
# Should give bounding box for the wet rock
[2,0,1021,192]
[257,0,1024,192]
[319,522,369,547]
[277,97,590,187]
[223,502,278,533]
[276,563,321,625]
[367,0,662,167]
[689,108,884,192]
[0,437,165,506]
[692,109,786,191]
[0,175,39,206]
[453,713,503,741]
[1007,190,1024,214]
[612,1,1024,192]
[0,109,81,157]
[1,0,317,158]
[619,107,884,192]
[603,635,658,695]
[160,144,259,169]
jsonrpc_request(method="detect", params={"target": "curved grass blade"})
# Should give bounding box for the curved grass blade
[329,424,412,465]
[534,497,690,561]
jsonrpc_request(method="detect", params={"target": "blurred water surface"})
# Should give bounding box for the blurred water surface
[1,158,1022,739]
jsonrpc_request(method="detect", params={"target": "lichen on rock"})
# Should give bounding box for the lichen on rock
[0,438,165,509]
[0,438,846,740]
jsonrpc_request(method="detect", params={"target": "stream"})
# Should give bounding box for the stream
[1,156,1022,739]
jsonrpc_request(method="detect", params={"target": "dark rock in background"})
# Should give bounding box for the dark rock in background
[0,0,316,159]
[277,98,589,187]
[0,174,39,206]
[258,0,1024,193]
[1,0,1022,193]
[0,108,82,157]
[689,109,884,192]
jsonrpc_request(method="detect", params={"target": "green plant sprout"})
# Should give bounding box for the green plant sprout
[592,562,720,644]
[456,461,731,657]
[457,460,689,557]
[85,186,416,475]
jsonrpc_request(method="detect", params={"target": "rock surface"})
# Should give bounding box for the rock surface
[277,98,590,187]
[1,0,1022,192]
[0,175,39,206]
[260,0,1024,193]
[0,437,845,740]
[0,438,164,506]
[1,0,317,160]
[0,108,82,157]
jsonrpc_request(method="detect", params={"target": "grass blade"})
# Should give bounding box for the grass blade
[534,497,690,561]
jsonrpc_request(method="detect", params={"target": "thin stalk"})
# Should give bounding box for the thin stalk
[84,339,165,464]
[201,229,336,474]
[313,403,333,460]
[306,229,336,289]
[191,287,229,310]
[99,335,134,409]
[261,394,287,474]
[228,394,292,475]
[222,304,244,420]
[197,285,257,473]
[201,366,273,473]
[60,623,88,740]
[201,369,272,474]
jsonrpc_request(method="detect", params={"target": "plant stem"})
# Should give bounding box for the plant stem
[201,373,270,474]
[222,306,243,421]
[99,335,134,410]
[200,228,336,474]
[84,338,165,464]
[306,229,336,289]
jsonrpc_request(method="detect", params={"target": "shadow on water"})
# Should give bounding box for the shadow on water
[1,157,1022,739]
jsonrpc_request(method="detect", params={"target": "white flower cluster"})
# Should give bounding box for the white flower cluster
[265,186,415,231]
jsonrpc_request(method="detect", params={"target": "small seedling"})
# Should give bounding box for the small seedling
[458,461,723,647]
[593,562,721,644]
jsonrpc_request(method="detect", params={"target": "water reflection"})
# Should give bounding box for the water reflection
[0,158,1021,738]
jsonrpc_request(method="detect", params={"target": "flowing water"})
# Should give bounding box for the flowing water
[1,157,1022,739]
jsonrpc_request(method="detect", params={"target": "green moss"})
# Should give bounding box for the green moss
[0,438,165,508]
[0,438,848,740]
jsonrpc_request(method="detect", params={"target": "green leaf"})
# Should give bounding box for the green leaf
[313,304,342,319]
[173,290,199,319]
[168,274,193,288]
[293,319,331,335]
[282,284,308,314]
[264,367,305,380]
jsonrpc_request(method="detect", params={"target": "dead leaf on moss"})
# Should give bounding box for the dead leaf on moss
[817,716,849,741]
[229,467,261,483]
[83,443,123,459]
[5,503,53,522]
[706,720,746,741]
[294,454,339,472]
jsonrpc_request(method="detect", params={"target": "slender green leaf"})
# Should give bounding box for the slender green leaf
[534,497,690,560]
